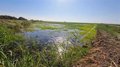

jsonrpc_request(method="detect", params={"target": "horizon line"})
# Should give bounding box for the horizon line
[0,14,119,25]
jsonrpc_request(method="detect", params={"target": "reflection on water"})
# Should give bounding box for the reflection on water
[23,23,83,55]
[24,29,71,44]
[23,28,83,45]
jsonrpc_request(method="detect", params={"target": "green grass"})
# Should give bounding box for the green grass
[0,20,31,32]
[0,43,89,67]
[67,24,97,44]
[0,24,22,45]
[27,23,58,30]
[62,46,89,67]
[97,24,120,36]
[39,25,58,30]
[80,24,97,43]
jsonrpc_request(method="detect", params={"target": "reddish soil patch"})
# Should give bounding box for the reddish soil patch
[73,30,120,67]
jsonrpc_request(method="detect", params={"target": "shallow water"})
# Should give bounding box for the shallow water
[23,23,83,46]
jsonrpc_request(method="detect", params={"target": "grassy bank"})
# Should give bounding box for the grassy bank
[97,24,120,36]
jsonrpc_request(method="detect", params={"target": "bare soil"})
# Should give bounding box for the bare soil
[73,30,120,67]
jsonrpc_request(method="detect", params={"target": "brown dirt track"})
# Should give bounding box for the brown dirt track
[73,30,120,67]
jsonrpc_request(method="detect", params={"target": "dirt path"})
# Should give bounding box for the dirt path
[73,30,120,67]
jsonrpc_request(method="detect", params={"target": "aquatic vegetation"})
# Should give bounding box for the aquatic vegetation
[40,25,58,30]
[30,23,64,30]
[65,24,96,44]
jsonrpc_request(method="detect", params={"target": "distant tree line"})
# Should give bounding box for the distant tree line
[0,15,27,20]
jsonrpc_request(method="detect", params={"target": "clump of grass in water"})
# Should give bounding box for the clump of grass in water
[40,25,58,30]
[31,23,59,30]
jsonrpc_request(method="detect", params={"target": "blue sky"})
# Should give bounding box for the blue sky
[0,0,120,24]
